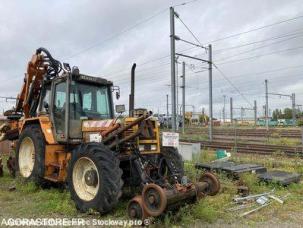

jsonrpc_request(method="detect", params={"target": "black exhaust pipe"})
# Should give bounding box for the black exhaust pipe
[129,63,136,117]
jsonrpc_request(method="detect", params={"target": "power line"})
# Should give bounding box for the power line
[217,45,303,65]
[175,12,205,48]
[208,14,303,43]
[214,29,303,53]
[64,7,168,59]
[101,21,303,78]
[178,28,303,59]
[173,0,201,7]
[215,33,303,61]
[212,63,253,106]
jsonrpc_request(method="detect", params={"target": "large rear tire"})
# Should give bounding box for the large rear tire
[68,143,123,214]
[160,147,184,182]
[16,124,45,185]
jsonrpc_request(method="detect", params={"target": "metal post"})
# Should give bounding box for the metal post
[170,7,176,132]
[182,62,185,134]
[241,107,243,123]
[265,79,269,130]
[254,100,257,126]
[166,94,169,128]
[234,119,238,153]
[208,44,213,141]
[230,97,233,125]
[223,95,226,123]
[176,58,179,131]
[292,93,296,126]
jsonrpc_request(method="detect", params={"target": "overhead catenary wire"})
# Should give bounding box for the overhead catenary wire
[208,14,303,44]
[212,63,253,107]
[174,12,206,49]
[215,33,303,62]
[101,27,303,79]
[64,7,169,60]
[217,46,303,65]
[64,0,203,60]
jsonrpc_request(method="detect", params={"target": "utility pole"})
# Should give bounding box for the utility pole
[254,100,257,126]
[230,97,233,124]
[208,44,213,141]
[176,57,179,131]
[170,7,176,132]
[181,62,186,134]
[166,94,169,128]
[292,93,296,126]
[265,79,269,130]
[223,95,226,123]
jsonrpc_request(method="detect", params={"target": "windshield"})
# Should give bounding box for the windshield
[70,81,112,120]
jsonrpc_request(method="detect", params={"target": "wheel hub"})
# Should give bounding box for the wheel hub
[84,169,98,186]
[72,157,100,201]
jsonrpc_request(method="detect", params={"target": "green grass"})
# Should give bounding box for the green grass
[1,150,303,226]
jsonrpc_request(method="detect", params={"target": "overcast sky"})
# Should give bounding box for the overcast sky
[0,0,303,119]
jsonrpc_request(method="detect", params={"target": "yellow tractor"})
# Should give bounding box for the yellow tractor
[0,48,220,219]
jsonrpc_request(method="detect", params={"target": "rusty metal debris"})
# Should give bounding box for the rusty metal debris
[128,172,220,220]
[233,189,274,203]
[230,190,289,217]
[240,202,270,217]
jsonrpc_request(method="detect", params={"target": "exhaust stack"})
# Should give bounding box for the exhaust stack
[129,63,136,117]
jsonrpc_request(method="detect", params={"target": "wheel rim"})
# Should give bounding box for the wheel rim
[18,137,35,178]
[72,157,100,201]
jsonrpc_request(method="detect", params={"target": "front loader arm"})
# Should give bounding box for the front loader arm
[0,48,62,142]
[15,53,46,117]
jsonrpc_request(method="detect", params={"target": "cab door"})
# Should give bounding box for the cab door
[51,79,68,142]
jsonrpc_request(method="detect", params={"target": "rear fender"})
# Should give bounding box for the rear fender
[20,116,56,144]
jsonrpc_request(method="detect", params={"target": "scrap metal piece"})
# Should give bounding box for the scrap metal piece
[240,203,270,217]
[256,196,269,205]
[226,203,255,212]
[233,189,274,203]
[268,194,284,204]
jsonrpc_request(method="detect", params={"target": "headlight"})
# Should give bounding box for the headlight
[139,145,145,151]
[138,144,157,151]
[151,145,157,151]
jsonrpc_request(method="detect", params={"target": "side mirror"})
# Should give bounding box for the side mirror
[111,86,120,100]
[116,91,120,100]
[115,104,125,114]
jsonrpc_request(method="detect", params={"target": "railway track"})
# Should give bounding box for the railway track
[181,139,303,157]
[184,128,302,138]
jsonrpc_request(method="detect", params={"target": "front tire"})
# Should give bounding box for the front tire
[16,124,45,185]
[68,143,123,214]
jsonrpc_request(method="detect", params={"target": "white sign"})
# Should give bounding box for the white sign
[89,133,102,143]
[162,132,179,147]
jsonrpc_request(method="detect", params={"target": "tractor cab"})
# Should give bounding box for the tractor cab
[39,70,115,143]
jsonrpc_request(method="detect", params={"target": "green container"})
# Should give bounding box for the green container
[216,149,227,159]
